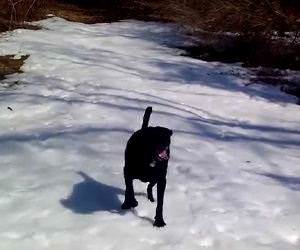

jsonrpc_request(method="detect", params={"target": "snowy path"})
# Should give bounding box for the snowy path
[0,18,300,250]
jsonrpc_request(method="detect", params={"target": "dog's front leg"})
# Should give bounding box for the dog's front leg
[153,177,166,227]
[122,167,138,209]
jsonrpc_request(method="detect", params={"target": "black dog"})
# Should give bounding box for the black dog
[121,107,172,227]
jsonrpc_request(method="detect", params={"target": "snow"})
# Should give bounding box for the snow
[0,17,300,250]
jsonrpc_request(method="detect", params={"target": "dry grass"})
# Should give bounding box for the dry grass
[0,0,299,35]
[0,0,152,31]
[0,0,53,31]
[132,0,300,35]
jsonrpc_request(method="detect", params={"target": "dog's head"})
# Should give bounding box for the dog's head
[151,127,173,161]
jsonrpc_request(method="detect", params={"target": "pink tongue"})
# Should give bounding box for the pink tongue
[158,150,169,160]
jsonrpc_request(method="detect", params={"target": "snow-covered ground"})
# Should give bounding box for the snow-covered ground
[0,17,300,250]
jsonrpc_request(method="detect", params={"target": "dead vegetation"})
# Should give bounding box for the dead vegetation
[0,0,54,31]
[0,0,299,36]
[154,0,299,33]
[136,0,300,70]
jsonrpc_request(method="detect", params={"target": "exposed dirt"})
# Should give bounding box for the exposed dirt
[47,3,116,23]
[0,55,29,80]
[0,18,40,32]
[47,1,162,24]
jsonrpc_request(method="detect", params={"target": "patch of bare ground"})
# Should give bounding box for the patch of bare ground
[47,2,120,23]
[179,32,300,69]
[49,1,160,23]
[0,18,40,32]
[0,55,29,80]
[250,68,300,102]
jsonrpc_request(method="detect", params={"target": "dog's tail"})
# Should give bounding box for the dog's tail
[142,106,152,130]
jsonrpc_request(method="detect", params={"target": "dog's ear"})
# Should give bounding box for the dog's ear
[168,129,173,137]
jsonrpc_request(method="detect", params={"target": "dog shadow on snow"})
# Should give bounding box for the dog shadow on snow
[60,171,154,224]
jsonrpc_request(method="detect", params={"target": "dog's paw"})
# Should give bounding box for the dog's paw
[148,196,155,202]
[147,193,155,202]
[153,218,166,227]
[121,199,138,209]
[147,187,155,202]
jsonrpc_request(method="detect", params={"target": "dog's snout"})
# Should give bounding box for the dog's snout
[157,147,169,161]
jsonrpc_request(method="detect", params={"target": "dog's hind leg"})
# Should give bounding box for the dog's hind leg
[147,181,156,202]
[121,167,138,209]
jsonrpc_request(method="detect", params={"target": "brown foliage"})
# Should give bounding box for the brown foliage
[135,0,299,35]
[1,0,298,35]
[0,0,53,30]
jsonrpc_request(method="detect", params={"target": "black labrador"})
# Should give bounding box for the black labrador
[121,107,172,227]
